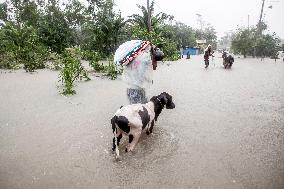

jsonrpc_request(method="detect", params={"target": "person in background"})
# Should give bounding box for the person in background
[204,44,214,68]
[187,51,191,59]
[180,47,183,58]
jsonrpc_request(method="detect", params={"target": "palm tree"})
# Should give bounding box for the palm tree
[128,1,173,32]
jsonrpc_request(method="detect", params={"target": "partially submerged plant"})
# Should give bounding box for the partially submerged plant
[88,54,122,80]
[50,53,63,70]
[59,50,90,95]
[82,50,101,61]
[89,59,105,72]
[104,61,122,80]
[0,23,48,71]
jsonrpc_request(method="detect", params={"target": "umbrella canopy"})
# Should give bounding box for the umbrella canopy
[114,40,151,66]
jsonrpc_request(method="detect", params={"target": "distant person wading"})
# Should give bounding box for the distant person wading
[204,44,214,68]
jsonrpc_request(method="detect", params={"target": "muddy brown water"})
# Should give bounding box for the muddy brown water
[0,56,284,189]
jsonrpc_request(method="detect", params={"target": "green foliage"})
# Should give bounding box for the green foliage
[128,0,211,61]
[231,26,281,58]
[0,52,17,69]
[59,50,90,95]
[81,0,126,56]
[128,1,181,61]
[22,45,48,72]
[129,24,180,61]
[128,1,173,33]
[89,60,105,72]
[104,62,122,80]
[195,25,217,49]
[163,22,196,48]
[15,25,48,72]
[1,1,48,71]
[129,26,162,45]
[88,56,122,79]
[65,0,87,28]
[255,33,281,58]
[1,0,217,67]
[85,0,104,19]
[19,0,40,27]
[0,23,16,69]
[81,50,107,72]
[127,0,173,43]
[64,0,88,46]
[231,28,254,57]
[161,40,180,61]
[0,23,48,71]
[46,52,63,70]
[0,2,8,21]
[1,0,281,78]
[38,1,74,54]
[81,50,101,61]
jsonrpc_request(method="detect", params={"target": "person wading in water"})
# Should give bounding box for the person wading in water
[204,44,214,68]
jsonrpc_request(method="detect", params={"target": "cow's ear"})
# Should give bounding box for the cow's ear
[150,95,157,102]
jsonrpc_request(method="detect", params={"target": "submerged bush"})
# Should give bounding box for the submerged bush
[81,50,101,61]
[104,61,122,80]
[0,52,17,69]
[21,44,49,72]
[0,23,48,71]
[46,52,63,70]
[89,60,105,72]
[59,50,90,95]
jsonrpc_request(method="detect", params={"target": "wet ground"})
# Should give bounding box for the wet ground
[0,56,284,189]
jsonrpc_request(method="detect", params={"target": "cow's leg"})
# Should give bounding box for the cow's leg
[112,130,122,150]
[125,134,134,152]
[117,133,122,146]
[146,123,151,135]
[112,137,116,151]
[146,120,154,135]
[149,120,154,134]
[113,129,122,158]
[127,131,142,152]
[111,117,117,152]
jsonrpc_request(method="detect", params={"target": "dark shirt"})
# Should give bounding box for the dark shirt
[204,49,212,59]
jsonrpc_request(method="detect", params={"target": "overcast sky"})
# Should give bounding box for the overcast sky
[114,0,284,39]
[1,0,283,39]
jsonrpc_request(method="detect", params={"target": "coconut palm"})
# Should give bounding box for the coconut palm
[128,0,173,32]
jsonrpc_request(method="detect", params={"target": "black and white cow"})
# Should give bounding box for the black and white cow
[111,92,175,158]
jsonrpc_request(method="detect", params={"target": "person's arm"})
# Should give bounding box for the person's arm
[210,50,215,57]
[150,44,157,70]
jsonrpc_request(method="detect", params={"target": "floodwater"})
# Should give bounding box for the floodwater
[0,56,284,189]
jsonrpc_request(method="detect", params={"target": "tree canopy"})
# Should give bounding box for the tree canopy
[0,0,219,67]
[231,23,281,58]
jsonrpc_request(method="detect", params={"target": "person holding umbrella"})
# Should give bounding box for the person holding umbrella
[114,40,162,104]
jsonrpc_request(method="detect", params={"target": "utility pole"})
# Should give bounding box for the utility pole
[258,0,266,34]
[247,14,250,31]
[147,0,151,32]
[254,0,266,57]
[196,14,203,31]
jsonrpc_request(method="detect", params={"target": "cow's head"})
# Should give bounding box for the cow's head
[158,92,175,109]
[150,92,175,121]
